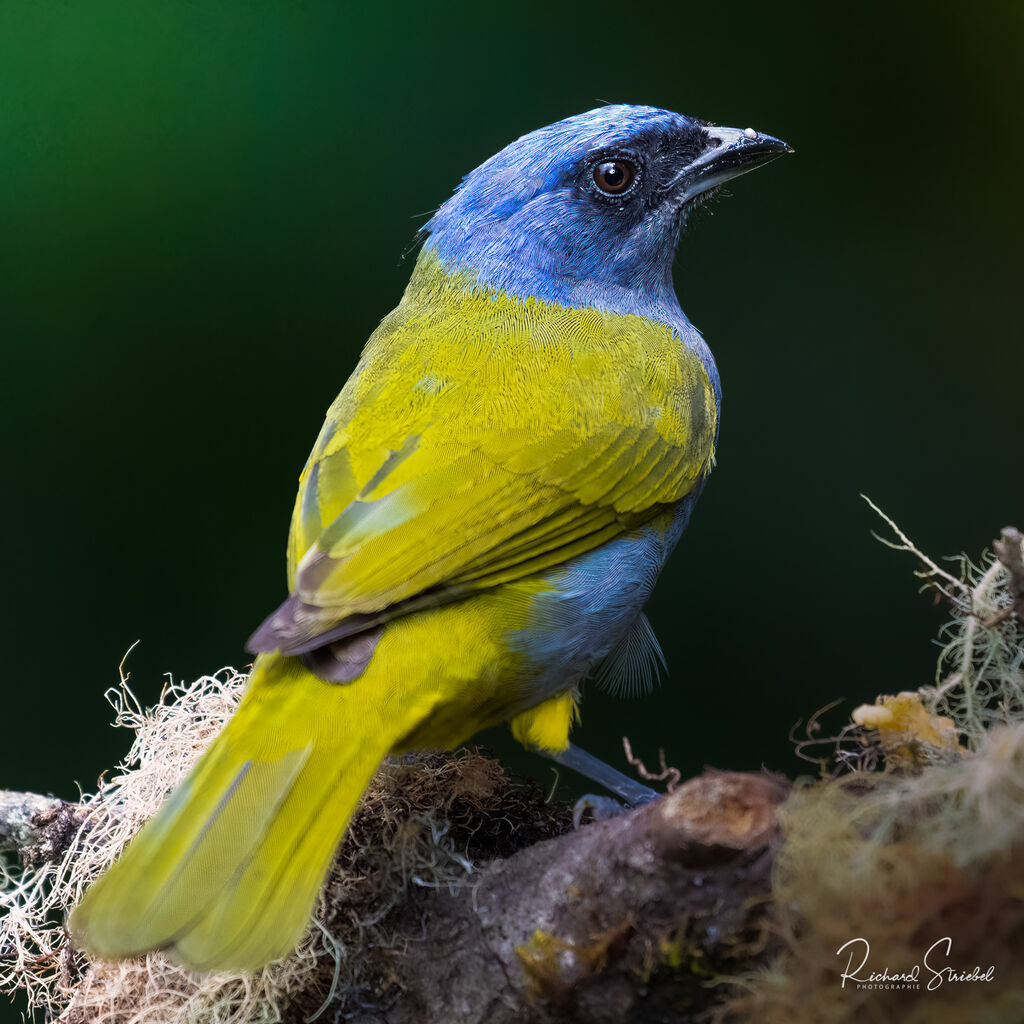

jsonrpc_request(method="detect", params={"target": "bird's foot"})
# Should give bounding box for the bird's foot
[572,794,631,828]
[545,742,660,814]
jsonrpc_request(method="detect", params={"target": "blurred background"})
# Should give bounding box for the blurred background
[1,0,1021,850]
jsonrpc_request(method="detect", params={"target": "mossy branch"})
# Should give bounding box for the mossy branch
[0,756,785,1024]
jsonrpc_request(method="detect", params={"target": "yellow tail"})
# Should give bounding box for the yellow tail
[70,653,424,971]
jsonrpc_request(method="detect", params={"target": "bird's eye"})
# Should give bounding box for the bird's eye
[592,159,637,195]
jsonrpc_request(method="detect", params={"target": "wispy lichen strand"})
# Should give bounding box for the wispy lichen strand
[864,497,1024,749]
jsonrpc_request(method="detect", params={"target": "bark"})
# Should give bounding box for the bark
[0,790,82,867]
[993,526,1024,623]
[343,770,787,1023]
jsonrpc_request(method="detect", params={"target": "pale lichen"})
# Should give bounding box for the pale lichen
[0,662,564,1023]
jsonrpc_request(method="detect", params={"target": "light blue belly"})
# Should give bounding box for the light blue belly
[505,493,699,695]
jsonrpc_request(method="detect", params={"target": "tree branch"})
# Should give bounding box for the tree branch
[0,790,79,864]
[0,771,787,1023]
[373,770,787,1024]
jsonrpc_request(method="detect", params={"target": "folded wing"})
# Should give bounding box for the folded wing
[251,277,716,654]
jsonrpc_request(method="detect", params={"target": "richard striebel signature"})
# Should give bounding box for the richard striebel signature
[836,937,996,991]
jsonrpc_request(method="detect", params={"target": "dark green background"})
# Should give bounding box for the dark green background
[1,0,1021,942]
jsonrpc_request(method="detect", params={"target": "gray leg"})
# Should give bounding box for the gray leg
[546,742,659,807]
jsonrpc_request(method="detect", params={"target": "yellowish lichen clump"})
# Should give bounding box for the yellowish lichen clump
[851,692,963,768]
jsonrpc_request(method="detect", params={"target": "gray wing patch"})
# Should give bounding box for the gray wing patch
[301,625,385,683]
[591,613,666,698]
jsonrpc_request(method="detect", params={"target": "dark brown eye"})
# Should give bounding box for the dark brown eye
[593,159,637,195]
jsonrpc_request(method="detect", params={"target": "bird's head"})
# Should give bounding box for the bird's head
[422,104,790,319]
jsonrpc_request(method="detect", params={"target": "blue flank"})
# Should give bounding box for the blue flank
[506,494,700,696]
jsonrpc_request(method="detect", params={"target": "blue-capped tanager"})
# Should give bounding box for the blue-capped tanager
[70,105,789,970]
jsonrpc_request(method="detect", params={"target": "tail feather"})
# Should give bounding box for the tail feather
[173,742,384,969]
[70,652,416,971]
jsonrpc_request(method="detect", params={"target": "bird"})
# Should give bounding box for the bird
[70,104,789,971]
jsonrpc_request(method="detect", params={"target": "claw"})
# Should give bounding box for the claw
[572,794,628,828]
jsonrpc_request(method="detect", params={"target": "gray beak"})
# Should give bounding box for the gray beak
[672,125,792,204]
